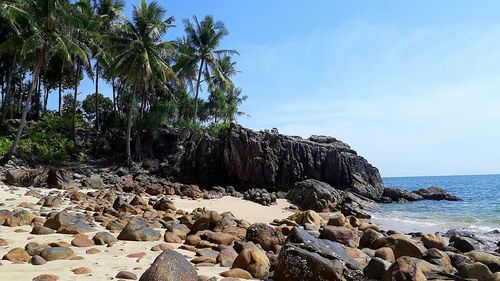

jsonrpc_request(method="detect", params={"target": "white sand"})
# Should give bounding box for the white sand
[0,184,292,280]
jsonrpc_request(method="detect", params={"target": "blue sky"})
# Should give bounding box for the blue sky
[48,0,500,177]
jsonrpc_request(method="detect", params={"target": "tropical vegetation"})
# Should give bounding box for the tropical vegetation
[0,0,246,165]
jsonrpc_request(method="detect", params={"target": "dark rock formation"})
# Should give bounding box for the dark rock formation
[155,124,384,200]
[243,188,277,206]
[382,187,424,202]
[286,179,341,212]
[413,187,462,201]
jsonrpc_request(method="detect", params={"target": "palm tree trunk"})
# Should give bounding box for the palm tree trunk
[1,52,17,125]
[42,79,49,116]
[58,63,63,115]
[193,58,205,121]
[126,96,133,166]
[0,50,45,165]
[112,78,116,112]
[34,75,41,120]
[72,61,80,146]
[94,61,100,130]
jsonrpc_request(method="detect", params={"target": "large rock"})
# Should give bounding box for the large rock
[413,187,461,201]
[286,179,341,212]
[43,211,94,234]
[232,242,270,279]
[117,218,161,241]
[274,227,363,281]
[4,169,42,187]
[246,223,285,252]
[382,188,423,202]
[382,256,427,281]
[159,124,384,200]
[139,250,198,281]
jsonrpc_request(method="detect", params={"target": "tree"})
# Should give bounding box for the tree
[226,87,247,123]
[91,0,124,130]
[0,0,93,165]
[82,92,113,124]
[182,15,238,121]
[108,0,176,165]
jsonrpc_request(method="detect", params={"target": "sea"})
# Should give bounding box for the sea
[368,174,500,238]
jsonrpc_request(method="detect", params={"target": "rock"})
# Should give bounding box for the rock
[71,267,92,274]
[43,211,94,234]
[359,228,384,249]
[38,196,63,207]
[466,251,500,273]
[458,262,493,281]
[202,231,235,246]
[243,188,277,206]
[86,248,101,254]
[25,242,49,256]
[29,255,47,265]
[287,210,323,227]
[421,233,446,250]
[130,195,148,206]
[319,226,358,246]
[217,247,238,267]
[31,225,56,235]
[151,243,174,251]
[246,223,285,252]
[117,218,161,241]
[92,231,117,245]
[328,214,347,226]
[422,248,453,274]
[47,167,72,189]
[139,250,198,281]
[382,187,423,202]
[375,247,396,263]
[71,235,95,247]
[286,179,341,212]
[153,197,176,212]
[32,274,59,281]
[164,232,182,243]
[0,238,7,246]
[413,187,461,201]
[232,242,270,279]
[3,247,31,263]
[82,175,104,189]
[364,257,392,279]
[382,256,427,281]
[5,169,40,187]
[40,247,74,261]
[116,271,138,280]
[451,236,483,252]
[220,268,253,279]
[387,237,426,259]
[191,256,216,264]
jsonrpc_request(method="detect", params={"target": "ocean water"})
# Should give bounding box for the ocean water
[369,174,500,235]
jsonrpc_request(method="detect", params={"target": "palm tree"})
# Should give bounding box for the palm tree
[226,87,247,123]
[107,0,175,165]
[183,15,238,121]
[91,0,124,130]
[0,0,92,165]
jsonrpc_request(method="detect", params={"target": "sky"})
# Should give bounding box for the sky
[47,0,500,177]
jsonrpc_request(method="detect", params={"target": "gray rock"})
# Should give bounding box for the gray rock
[139,250,197,281]
[117,218,161,241]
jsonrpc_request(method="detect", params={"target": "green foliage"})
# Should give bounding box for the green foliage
[208,121,231,137]
[82,93,113,124]
[173,119,204,136]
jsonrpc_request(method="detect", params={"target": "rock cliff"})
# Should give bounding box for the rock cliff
[160,124,384,200]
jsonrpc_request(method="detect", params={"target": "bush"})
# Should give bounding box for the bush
[208,122,231,137]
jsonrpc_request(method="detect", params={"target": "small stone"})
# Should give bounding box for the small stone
[40,247,74,261]
[164,232,182,243]
[220,268,253,279]
[31,226,56,235]
[116,271,138,280]
[32,274,59,281]
[71,235,95,247]
[86,248,101,254]
[71,267,92,274]
[30,255,47,265]
[3,247,30,263]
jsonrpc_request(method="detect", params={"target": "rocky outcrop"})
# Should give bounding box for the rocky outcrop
[157,124,384,200]
[381,186,461,203]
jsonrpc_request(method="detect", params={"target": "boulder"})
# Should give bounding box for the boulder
[43,211,94,234]
[413,187,461,201]
[382,187,423,202]
[364,257,392,279]
[421,233,446,250]
[382,256,427,281]
[220,268,253,279]
[466,251,500,274]
[40,247,74,261]
[243,188,277,206]
[458,262,493,281]
[139,250,198,281]
[92,232,117,245]
[5,169,41,187]
[117,218,161,241]
[246,223,285,252]
[3,247,30,263]
[286,179,341,212]
[232,242,270,279]
[47,168,73,189]
[319,226,358,247]
[386,237,426,259]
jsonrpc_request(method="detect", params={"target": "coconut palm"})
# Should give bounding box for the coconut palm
[91,0,124,130]
[226,87,247,123]
[0,0,93,165]
[183,15,238,121]
[107,0,175,165]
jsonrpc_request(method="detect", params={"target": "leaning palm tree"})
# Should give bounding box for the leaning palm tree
[91,0,124,130]
[107,0,175,166]
[183,15,238,121]
[0,0,93,165]
[226,87,247,123]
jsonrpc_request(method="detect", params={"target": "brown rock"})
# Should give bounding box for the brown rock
[85,248,101,254]
[387,237,426,259]
[71,235,95,247]
[375,247,396,263]
[246,223,285,252]
[32,274,59,281]
[359,228,384,249]
[40,247,74,261]
[220,268,253,279]
[421,233,446,250]
[116,271,138,280]
[139,250,198,281]
[71,267,92,274]
[232,242,270,279]
[3,247,30,263]
[217,247,238,267]
[164,232,182,243]
[382,256,426,281]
